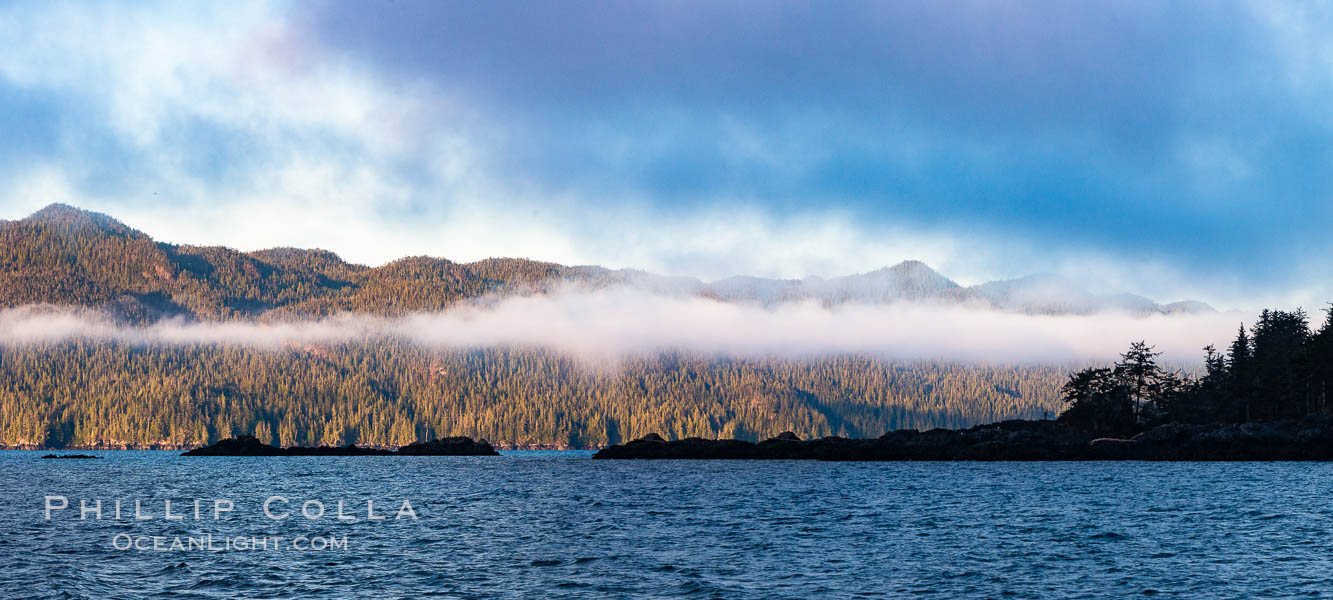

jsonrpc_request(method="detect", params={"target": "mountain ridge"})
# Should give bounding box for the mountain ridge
[0,204,1215,322]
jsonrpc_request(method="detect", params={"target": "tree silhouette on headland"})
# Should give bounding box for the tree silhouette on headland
[1060,307,1333,433]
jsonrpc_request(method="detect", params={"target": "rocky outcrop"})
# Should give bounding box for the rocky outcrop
[395,437,502,456]
[40,454,101,459]
[1107,421,1333,460]
[488,441,580,450]
[592,418,1333,461]
[182,435,499,456]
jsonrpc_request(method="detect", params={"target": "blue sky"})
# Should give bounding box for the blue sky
[1,1,1331,308]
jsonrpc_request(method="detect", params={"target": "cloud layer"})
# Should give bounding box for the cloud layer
[0,291,1246,365]
[1,1,1331,309]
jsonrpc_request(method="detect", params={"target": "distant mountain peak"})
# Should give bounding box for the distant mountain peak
[1163,300,1218,314]
[29,203,113,223]
[889,259,931,270]
[25,203,144,238]
[874,260,960,289]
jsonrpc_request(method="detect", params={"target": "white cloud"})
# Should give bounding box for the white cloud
[0,1,456,156]
[0,0,1318,312]
[0,291,1246,365]
[396,289,1244,363]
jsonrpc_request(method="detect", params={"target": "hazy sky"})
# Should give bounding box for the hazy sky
[1,1,1330,309]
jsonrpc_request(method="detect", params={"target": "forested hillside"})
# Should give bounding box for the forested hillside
[0,204,622,322]
[0,340,1068,449]
[0,204,1177,448]
[1,204,1211,319]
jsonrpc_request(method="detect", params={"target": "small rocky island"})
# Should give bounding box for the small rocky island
[592,418,1333,461]
[40,454,101,459]
[182,435,500,456]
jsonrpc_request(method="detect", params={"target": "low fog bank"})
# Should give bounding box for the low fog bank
[0,290,1248,363]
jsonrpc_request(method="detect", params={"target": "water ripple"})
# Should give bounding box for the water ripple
[4,453,1333,598]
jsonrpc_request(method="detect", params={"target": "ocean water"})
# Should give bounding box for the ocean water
[3,452,1333,599]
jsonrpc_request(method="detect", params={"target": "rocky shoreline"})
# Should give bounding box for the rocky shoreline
[181,435,500,456]
[5,438,568,451]
[3,443,205,451]
[592,418,1333,461]
[22,419,1333,459]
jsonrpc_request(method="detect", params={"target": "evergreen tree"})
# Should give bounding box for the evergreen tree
[1249,309,1310,419]
[1311,306,1333,414]
[1058,367,1133,435]
[1115,341,1162,422]
[1227,324,1253,422]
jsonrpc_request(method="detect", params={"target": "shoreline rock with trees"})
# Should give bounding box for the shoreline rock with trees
[1061,308,1331,434]
[181,435,500,456]
[596,307,1333,461]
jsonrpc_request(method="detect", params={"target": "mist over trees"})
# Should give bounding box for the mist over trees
[0,203,1285,449]
[1060,308,1333,434]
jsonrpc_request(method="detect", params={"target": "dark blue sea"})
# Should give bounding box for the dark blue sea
[4,451,1333,599]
